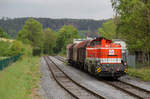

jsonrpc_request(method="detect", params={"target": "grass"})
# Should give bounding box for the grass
[128,66,150,82]
[58,52,66,57]
[0,57,8,60]
[0,56,41,99]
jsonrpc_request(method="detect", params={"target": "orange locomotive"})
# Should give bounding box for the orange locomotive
[67,37,127,78]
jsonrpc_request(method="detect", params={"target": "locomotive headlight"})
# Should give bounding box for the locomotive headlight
[124,68,127,73]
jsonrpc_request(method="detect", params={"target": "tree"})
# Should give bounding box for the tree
[111,0,150,49]
[55,25,80,54]
[0,17,107,38]
[17,18,44,51]
[0,28,9,38]
[9,41,24,56]
[111,0,150,63]
[0,40,26,56]
[98,20,117,39]
[43,28,56,55]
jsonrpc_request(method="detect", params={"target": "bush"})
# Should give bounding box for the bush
[8,41,25,56]
[0,40,33,57]
[0,41,11,56]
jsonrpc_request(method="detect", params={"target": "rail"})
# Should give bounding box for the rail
[56,55,150,99]
[44,56,105,99]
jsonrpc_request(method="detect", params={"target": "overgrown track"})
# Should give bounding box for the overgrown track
[44,56,105,99]
[56,56,150,99]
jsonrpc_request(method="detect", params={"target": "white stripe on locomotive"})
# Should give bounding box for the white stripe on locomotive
[86,58,121,63]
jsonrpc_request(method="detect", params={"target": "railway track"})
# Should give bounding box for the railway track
[55,56,66,62]
[55,56,150,99]
[43,56,105,99]
[103,80,150,99]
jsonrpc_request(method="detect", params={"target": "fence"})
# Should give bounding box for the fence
[127,55,136,67]
[126,50,150,68]
[0,54,22,70]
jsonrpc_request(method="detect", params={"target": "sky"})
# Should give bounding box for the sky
[0,0,114,20]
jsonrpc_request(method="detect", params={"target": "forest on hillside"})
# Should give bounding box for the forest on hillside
[0,17,108,38]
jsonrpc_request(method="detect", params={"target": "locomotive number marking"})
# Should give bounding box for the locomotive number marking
[109,49,114,55]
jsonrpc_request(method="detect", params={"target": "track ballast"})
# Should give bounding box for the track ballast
[56,55,150,99]
[44,56,105,99]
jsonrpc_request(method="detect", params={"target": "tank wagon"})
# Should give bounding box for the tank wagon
[67,37,127,78]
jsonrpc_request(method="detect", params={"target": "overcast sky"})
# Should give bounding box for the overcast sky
[0,0,114,20]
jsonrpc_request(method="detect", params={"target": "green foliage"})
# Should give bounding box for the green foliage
[23,44,32,56]
[98,20,117,39]
[0,57,8,60]
[17,18,44,49]
[32,48,42,56]
[0,41,32,57]
[128,67,150,82]
[0,41,11,56]
[8,41,24,56]
[0,56,41,99]
[0,28,9,38]
[43,28,56,55]
[0,17,107,38]
[111,0,150,51]
[55,25,80,54]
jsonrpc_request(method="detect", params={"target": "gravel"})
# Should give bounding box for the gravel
[39,57,75,99]
[50,56,136,99]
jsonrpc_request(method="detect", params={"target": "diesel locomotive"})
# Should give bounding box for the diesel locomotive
[67,37,127,78]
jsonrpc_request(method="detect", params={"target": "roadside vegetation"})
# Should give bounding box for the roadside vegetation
[0,18,81,98]
[0,56,41,99]
[128,67,150,82]
[0,56,8,60]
